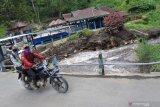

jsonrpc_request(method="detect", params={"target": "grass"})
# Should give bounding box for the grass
[68,33,79,41]
[91,0,159,11]
[0,24,7,38]
[68,28,93,41]
[136,39,160,72]
[124,21,154,30]
[125,9,160,30]
[90,0,160,30]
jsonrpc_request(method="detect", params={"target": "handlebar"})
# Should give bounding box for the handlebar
[32,59,49,69]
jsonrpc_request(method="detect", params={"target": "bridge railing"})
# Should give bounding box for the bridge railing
[53,53,159,75]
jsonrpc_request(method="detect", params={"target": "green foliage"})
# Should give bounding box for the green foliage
[68,33,79,41]
[124,21,153,30]
[125,9,160,30]
[0,0,34,24]
[136,39,160,72]
[0,25,7,38]
[80,28,93,37]
[68,28,93,41]
[90,0,124,9]
[90,0,160,12]
[136,39,152,62]
[128,4,155,13]
[146,10,160,26]
[0,0,92,23]
[0,0,159,30]
[89,0,160,30]
[121,0,157,11]
[35,0,91,20]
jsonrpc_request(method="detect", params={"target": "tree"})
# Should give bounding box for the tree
[104,12,125,34]
[0,0,120,25]
[126,0,129,4]
[0,0,34,24]
[31,0,40,23]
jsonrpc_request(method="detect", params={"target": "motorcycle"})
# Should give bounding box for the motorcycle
[17,57,68,93]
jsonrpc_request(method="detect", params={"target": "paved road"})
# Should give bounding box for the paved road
[0,72,160,107]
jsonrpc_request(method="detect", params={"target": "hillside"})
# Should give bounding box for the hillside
[90,0,160,30]
[0,0,160,36]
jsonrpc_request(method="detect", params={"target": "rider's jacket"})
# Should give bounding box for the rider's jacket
[21,52,45,70]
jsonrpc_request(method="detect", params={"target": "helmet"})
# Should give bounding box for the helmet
[23,46,31,54]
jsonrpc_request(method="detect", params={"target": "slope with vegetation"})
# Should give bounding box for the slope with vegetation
[0,0,92,36]
[1,0,160,35]
[2,0,160,73]
[91,0,160,30]
[137,39,160,72]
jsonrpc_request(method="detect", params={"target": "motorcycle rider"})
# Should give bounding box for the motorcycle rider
[21,45,45,89]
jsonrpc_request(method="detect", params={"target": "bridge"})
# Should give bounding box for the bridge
[0,26,74,47]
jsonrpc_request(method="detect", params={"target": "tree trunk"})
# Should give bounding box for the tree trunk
[31,0,40,23]
[36,6,41,24]
[58,0,62,18]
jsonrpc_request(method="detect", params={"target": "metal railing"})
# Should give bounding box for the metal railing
[53,53,160,75]
[1,53,160,74]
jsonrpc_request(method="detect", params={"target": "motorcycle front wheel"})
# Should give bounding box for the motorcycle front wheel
[51,77,68,93]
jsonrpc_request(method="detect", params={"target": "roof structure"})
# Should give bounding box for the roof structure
[99,6,127,17]
[9,21,27,30]
[48,20,56,27]
[8,21,33,33]
[63,7,127,22]
[48,19,66,27]
[63,7,109,22]
[62,13,72,20]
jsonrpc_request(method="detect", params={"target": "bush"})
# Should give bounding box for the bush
[68,33,79,41]
[80,28,93,37]
[128,4,156,13]
[103,12,125,34]
[146,10,160,26]
[68,28,93,41]
[136,39,160,72]
[124,10,160,30]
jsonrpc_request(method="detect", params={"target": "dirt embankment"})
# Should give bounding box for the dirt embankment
[4,28,160,69]
[40,29,137,61]
[43,28,160,61]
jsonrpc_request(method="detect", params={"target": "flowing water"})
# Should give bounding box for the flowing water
[59,36,160,74]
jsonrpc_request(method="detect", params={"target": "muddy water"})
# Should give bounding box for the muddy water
[59,44,140,74]
[59,37,160,74]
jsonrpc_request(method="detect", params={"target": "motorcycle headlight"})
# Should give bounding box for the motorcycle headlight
[43,60,48,66]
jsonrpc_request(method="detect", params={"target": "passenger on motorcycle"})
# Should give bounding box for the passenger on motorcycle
[10,45,23,74]
[10,45,26,87]
[21,46,45,89]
